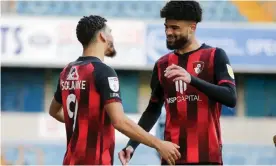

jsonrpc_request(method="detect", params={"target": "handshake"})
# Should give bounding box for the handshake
[118,141,181,165]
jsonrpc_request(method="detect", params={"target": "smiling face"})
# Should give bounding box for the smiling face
[164,19,196,50]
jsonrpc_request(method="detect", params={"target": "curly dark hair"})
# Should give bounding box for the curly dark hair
[76,15,107,47]
[160,0,202,23]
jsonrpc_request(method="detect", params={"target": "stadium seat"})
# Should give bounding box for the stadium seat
[15,1,247,21]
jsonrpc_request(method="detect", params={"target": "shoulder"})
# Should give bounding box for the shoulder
[93,62,117,79]
[214,47,229,61]
[156,51,174,65]
[93,62,115,71]
[60,63,71,78]
[214,47,227,55]
[201,44,218,53]
[203,44,228,60]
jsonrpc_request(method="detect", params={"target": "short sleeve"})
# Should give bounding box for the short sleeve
[95,64,122,105]
[54,78,62,104]
[214,48,236,86]
[150,63,164,103]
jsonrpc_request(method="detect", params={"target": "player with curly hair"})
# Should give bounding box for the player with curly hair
[119,1,237,165]
[48,15,181,165]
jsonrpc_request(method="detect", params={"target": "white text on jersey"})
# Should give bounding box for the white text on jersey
[61,80,86,90]
[167,95,202,104]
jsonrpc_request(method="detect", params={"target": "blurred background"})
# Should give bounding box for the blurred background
[1,0,276,165]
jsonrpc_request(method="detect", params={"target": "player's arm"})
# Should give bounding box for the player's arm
[49,79,64,123]
[106,103,162,149]
[96,65,180,165]
[126,63,164,151]
[106,102,181,165]
[189,48,237,107]
[95,65,166,150]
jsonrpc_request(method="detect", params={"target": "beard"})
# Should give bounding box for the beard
[105,42,117,58]
[166,35,189,50]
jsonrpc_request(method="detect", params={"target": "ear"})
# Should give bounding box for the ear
[99,31,107,43]
[190,23,197,32]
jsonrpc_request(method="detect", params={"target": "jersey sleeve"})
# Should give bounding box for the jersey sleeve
[214,48,236,86]
[54,78,62,104]
[150,62,164,104]
[95,64,122,105]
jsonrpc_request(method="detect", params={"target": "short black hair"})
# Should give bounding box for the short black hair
[76,15,107,47]
[160,0,202,23]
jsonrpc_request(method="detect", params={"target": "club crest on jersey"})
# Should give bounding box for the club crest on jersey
[108,77,119,92]
[67,67,79,80]
[193,61,204,74]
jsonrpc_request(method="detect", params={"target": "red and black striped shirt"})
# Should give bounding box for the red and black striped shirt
[54,56,122,165]
[157,44,235,164]
[127,44,236,164]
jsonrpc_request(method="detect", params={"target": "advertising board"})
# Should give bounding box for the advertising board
[146,22,276,73]
[1,16,146,68]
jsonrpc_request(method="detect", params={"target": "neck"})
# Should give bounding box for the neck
[176,38,201,54]
[82,43,105,61]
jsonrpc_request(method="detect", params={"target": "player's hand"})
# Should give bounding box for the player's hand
[164,64,191,84]
[118,146,134,165]
[155,140,181,165]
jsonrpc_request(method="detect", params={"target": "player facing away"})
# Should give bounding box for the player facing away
[119,1,237,165]
[48,15,181,165]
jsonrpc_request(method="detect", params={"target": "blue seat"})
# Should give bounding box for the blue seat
[15,1,247,21]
